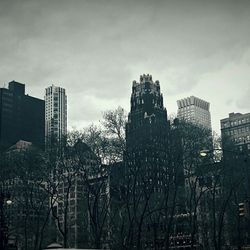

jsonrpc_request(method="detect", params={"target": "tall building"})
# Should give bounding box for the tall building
[124,74,172,248]
[220,112,250,248]
[177,96,212,130]
[126,74,169,149]
[220,112,250,151]
[125,74,172,193]
[45,85,67,145]
[0,81,45,149]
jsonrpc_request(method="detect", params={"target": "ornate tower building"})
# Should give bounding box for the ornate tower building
[124,74,171,195]
[122,74,172,248]
[126,74,169,150]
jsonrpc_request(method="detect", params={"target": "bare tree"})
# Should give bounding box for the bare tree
[45,135,93,248]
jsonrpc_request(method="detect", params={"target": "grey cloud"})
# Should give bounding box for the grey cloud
[236,87,250,110]
[1,0,250,131]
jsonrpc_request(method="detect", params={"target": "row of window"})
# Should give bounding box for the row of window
[225,127,250,136]
[222,117,250,128]
[232,136,250,144]
[237,144,250,151]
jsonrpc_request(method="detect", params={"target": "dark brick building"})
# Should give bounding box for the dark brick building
[126,74,169,152]
[124,74,172,249]
[0,81,45,149]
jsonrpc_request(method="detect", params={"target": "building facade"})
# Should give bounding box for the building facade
[2,140,50,250]
[177,96,212,130]
[45,85,67,145]
[0,81,45,149]
[221,112,250,151]
[220,112,250,249]
[54,141,108,249]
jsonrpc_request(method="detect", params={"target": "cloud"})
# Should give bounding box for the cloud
[236,87,250,110]
[0,0,250,132]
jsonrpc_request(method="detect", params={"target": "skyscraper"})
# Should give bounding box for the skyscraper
[177,96,212,130]
[0,81,45,149]
[125,74,171,196]
[126,74,169,150]
[124,74,170,248]
[123,75,187,249]
[45,85,67,145]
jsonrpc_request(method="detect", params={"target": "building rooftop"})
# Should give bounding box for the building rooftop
[177,95,210,111]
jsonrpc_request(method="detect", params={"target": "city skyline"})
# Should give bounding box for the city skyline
[0,0,250,133]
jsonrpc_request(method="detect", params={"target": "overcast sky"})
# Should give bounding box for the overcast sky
[1,0,250,133]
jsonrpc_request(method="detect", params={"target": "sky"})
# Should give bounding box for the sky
[0,0,250,133]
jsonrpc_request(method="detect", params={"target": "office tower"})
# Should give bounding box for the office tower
[124,74,187,249]
[0,81,45,149]
[125,74,170,191]
[45,85,67,145]
[126,74,169,148]
[124,74,169,247]
[177,96,212,130]
[125,74,170,177]
[220,112,250,150]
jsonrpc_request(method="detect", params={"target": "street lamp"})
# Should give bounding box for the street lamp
[6,200,12,206]
[199,149,210,157]
[200,147,231,155]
